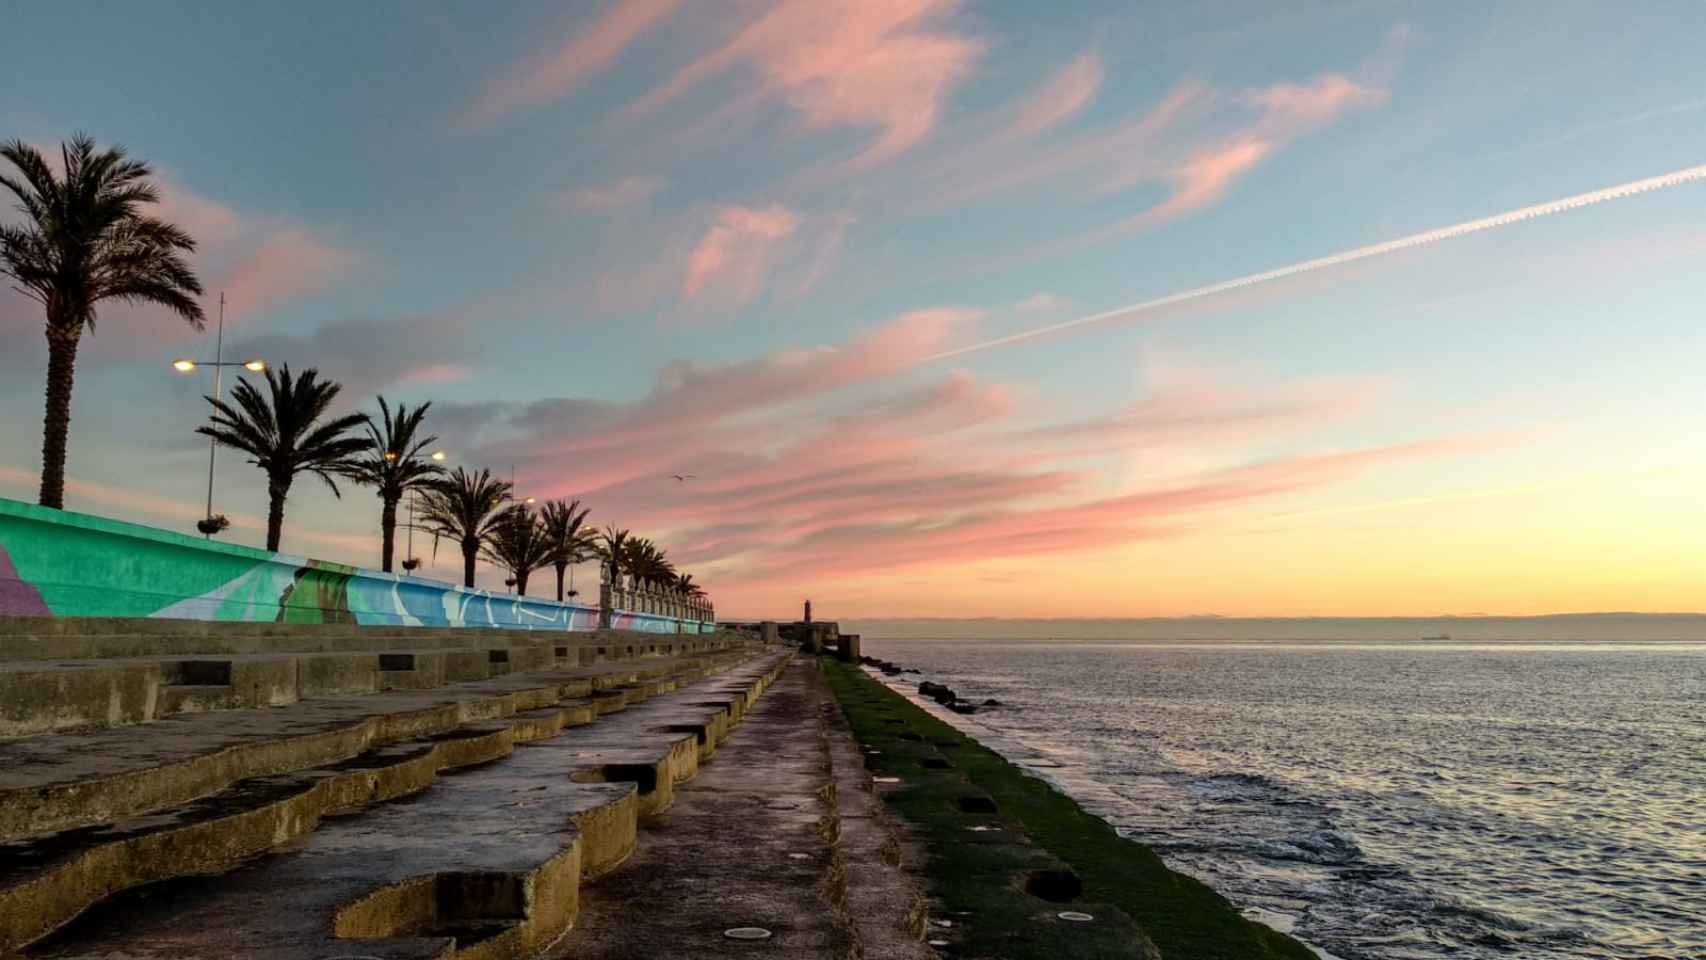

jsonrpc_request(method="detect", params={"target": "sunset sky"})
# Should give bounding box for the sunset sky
[3,1,1705,619]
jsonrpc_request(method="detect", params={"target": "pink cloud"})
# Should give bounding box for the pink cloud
[1113,137,1274,231]
[1244,73,1388,129]
[634,0,983,169]
[395,363,474,385]
[556,175,664,210]
[682,203,801,307]
[1027,361,1391,460]
[1014,292,1071,313]
[1000,50,1105,141]
[0,176,355,361]
[729,436,1475,584]
[472,0,684,123]
[788,210,856,299]
[938,80,1205,205]
[438,300,1473,613]
[1097,73,1385,233]
[217,227,357,318]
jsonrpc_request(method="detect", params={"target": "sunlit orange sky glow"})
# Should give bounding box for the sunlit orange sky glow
[4,2,1705,619]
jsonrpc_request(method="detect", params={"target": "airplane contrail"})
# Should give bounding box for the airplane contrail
[924,163,1706,363]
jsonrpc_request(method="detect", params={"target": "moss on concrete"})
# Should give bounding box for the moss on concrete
[824,659,1315,960]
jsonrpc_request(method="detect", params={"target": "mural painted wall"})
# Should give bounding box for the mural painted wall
[0,497,707,634]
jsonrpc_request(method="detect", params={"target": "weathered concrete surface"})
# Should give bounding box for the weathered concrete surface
[823,683,934,959]
[0,616,729,661]
[552,658,931,960]
[0,654,734,841]
[0,626,747,737]
[16,652,792,956]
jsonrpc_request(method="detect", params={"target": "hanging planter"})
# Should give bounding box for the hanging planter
[195,514,231,537]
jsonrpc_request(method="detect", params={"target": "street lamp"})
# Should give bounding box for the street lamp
[170,293,266,535]
[401,450,449,573]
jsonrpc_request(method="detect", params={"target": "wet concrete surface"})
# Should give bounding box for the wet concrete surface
[553,658,931,960]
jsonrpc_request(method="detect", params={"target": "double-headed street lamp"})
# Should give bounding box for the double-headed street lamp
[398,449,449,572]
[171,293,266,535]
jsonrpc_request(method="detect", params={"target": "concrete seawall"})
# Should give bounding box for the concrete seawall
[0,495,705,634]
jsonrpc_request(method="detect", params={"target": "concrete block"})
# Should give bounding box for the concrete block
[295,653,380,697]
[0,662,160,737]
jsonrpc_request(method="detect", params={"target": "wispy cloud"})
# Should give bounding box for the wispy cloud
[632,0,983,170]
[999,49,1105,142]
[230,311,475,401]
[471,0,684,124]
[217,226,358,318]
[555,175,665,210]
[435,305,1476,614]
[682,203,801,308]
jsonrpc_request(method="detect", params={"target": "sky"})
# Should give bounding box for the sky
[3,1,1705,620]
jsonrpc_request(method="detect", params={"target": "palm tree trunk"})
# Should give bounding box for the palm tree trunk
[379,497,398,572]
[554,563,567,603]
[38,327,81,510]
[265,478,287,552]
[462,539,478,589]
[516,570,530,597]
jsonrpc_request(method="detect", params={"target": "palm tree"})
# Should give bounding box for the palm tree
[346,397,442,573]
[623,537,675,589]
[418,467,512,588]
[599,526,630,587]
[1,135,205,509]
[539,498,593,603]
[675,572,706,599]
[196,365,368,552]
[481,505,555,597]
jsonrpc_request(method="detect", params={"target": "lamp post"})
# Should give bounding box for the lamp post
[171,293,265,536]
[399,449,448,573]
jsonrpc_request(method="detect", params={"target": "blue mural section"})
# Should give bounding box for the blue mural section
[0,496,711,634]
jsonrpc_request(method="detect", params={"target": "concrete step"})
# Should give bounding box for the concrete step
[0,616,721,661]
[5,651,792,955]
[0,628,743,738]
[0,651,754,843]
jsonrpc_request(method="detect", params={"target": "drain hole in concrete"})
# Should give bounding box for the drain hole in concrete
[488,649,509,664]
[164,659,233,686]
[1024,869,1083,904]
[898,732,924,742]
[650,723,710,744]
[932,738,962,748]
[571,763,659,794]
[883,719,906,725]
[554,646,569,658]
[919,758,952,769]
[956,795,998,814]
[378,654,415,672]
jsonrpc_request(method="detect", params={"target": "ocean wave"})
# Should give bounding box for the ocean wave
[1245,830,1365,866]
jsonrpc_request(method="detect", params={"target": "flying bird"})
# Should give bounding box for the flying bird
[670,474,696,482]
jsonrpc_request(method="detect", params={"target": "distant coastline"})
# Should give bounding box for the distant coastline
[840,613,1706,642]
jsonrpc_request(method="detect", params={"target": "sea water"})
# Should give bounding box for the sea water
[858,633,1705,960]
